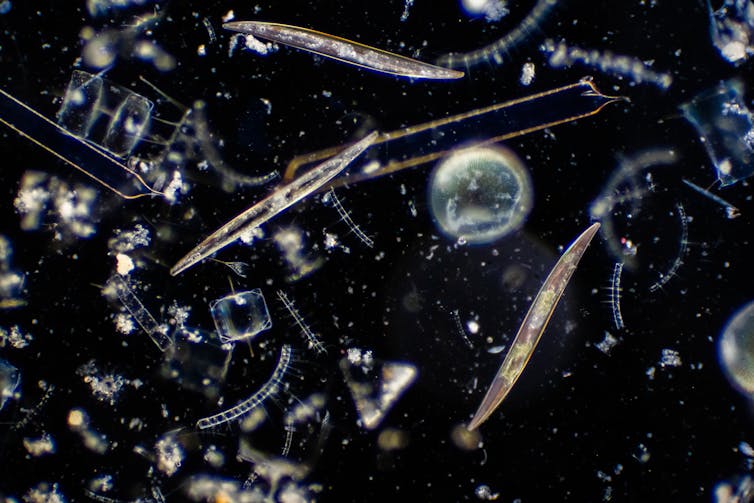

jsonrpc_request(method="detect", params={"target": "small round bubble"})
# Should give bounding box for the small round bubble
[719,300,754,395]
[428,146,533,244]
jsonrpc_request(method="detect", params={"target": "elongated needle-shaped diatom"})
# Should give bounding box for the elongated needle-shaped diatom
[467,222,600,431]
[223,21,464,80]
[196,344,292,430]
[170,131,377,276]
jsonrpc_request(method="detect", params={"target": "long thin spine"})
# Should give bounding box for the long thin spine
[276,291,327,355]
[196,345,292,429]
[326,188,374,248]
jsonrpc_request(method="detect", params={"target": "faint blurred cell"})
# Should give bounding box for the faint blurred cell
[0,0,11,15]
[709,0,754,65]
[210,289,272,344]
[428,146,533,244]
[461,0,509,21]
[0,357,20,411]
[86,0,151,17]
[23,433,56,457]
[681,79,754,186]
[719,300,754,395]
[377,428,410,451]
[713,474,754,503]
[14,171,98,238]
[340,348,418,430]
[161,327,230,400]
[23,482,67,503]
[0,235,25,309]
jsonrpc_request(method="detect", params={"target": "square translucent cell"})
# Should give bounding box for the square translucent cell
[210,289,271,343]
[680,79,754,186]
[161,327,228,399]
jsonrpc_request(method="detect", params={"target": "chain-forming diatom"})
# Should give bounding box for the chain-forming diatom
[467,222,600,431]
[223,21,464,80]
[196,344,292,430]
[170,131,377,276]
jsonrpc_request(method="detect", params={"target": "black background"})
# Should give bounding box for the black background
[2,0,754,501]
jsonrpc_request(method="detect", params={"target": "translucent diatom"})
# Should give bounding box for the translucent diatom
[340,349,418,430]
[161,327,230,400]
[719,300,754,395]
[210,289,272,343]
[428,146,533,244]
[0,357,20,411]
[680,79,754,186]
[223,21,464,80]
[709,0,754,65]
[56,71,104,139]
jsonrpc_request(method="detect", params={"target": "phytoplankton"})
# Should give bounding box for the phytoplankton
[170,131,377,276]
[223,21,464,80]
[467,222,600,431]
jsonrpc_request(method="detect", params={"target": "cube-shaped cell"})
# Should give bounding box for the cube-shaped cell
[210,289,271,343]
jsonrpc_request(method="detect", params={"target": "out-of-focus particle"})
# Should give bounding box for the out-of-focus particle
[0,357,20,411]
[0,325,33,349]
[340,350,418,430]
[659,348,682,368]
[23,434,56,457]
[23,482,66,503]
[595,331,619,355]
[428,146,533,244]
[203,445,225,468]
[709,0,754,65]
[0,0,11,15]
[680,79,754,186]
[155,434,184,477]
[210,289,272,343]
[714,474,754,503]
[377,428,410,451]
[161,327,230,400]
[0,237,25,308]
[719,300,754,396]
[462,0,509,22]
[400,0,414,21]
[475,484,500,500]
[520,62,535,86]
[86,0,152,17]
[451,422,481,450]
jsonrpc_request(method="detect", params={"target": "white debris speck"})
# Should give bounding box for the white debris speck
[659,348,682,368]
[163,170,186,204]
[520,62,536,86]
[595,331,619,355]
[23,482,66,503]
[474,483,500,500]
[109,224,150,253]
[197,44,206,56]
[114,313,135,335]
[324,232,339,249]
[0,325,33,349]
[221,10,234,22]
[115,253,134,276]
[167,302,191,328]
[466,319,480,334]
[23,433,56,457]
[156,435,184,477]
[740,440,754,457]
[243,35,275,55]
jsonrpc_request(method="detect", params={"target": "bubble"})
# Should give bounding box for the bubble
[719,301,754,395]
[428,146,533,244]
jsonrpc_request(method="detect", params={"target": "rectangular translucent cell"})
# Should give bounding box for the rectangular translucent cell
[102,93,153,157]
[56,70,104,138]
[680,79,754,186]
[161,327,229,400]
[210,289,272,343]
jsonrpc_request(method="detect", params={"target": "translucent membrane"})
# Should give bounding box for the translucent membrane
[428,145,533,244]
[680,79,754,186]
[210,289,272,343]
[719,301,754,396]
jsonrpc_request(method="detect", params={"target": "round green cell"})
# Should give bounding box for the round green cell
[428,146,533,244]
[719,300,754,395]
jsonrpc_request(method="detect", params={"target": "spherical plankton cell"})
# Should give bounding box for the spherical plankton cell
[719,301,754,395]
[428,146,533,244]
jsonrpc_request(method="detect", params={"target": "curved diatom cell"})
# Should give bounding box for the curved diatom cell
[428,146,533,244]
[719,301,754,395]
